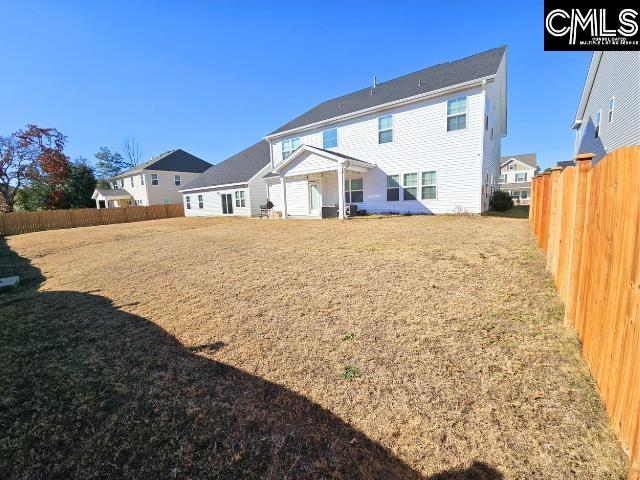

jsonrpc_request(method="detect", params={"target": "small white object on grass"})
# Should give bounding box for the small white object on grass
[0,276,19,292]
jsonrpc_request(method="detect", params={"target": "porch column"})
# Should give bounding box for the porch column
[337,161,345,219]
[280,176,288,220]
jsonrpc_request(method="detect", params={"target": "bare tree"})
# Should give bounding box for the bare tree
[122,137,142,168]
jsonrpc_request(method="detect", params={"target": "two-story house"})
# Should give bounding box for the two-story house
[181,46,507,218]
[498,154,538,205]
[572,51,640,164]
[92,149,211,208]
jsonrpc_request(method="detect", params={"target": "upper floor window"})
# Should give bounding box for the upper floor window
[421,171,437,200]
[403,173,418,200]
[344,178,363,203]
[130,176,134,187]
[608,97,615,123]
[508,163,515,170]
[594,110,602,138]
[323,128,338,149]
[140,173,144,185]
[387,175,400,201]
[162,198,171,205]
[235,190,246,207]
[112,181,119,189]
[185,195,191,209]
[151,173,158,185]
[119,178,125,188]
[378,115,393,144]
[282,137,300,159]
[499,174,507,183]
[447,96,467,131]
[515,172,528,182]
[174,175,181,186]
[198,194,203,209]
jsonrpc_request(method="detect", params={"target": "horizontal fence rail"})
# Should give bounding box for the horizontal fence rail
[0,204,184,235]
[530,146,640,480]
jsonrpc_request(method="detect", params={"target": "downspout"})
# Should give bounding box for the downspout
[479,79,487,213]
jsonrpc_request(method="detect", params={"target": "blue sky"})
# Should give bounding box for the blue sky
[1,1,591,170]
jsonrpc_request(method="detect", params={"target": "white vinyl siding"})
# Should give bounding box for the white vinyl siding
[576,52,640,163]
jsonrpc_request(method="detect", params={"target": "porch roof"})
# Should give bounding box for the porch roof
[92,189,133,200]
[263,145,375,179]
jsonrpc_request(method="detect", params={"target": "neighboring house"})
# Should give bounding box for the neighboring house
[498,153,537,205]
[92,149,211,208]
[179,141,270,217]
[182,46,507,218]
[572,51,640,164]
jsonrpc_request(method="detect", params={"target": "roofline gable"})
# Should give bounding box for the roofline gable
[500,156,537,169]
[264,75,496,141]
[271,145,374,174]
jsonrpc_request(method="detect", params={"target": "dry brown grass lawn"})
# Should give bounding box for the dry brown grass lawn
[0,215,628,479]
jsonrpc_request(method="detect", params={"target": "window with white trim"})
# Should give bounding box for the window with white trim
[198,194,203,209]
[162,198,171,205]
[112,181,118,189]
[174,175,181,186]
[608,97,615,123]
[140,173,144,185]
[594,110,601,138]
[387,175,399,201]
[185,196,191,209]
[135,199,143,206]
[344,178,363,203]
[151,173,158,185]
[130,176,134,187]
[520,191,529,200]
[235,190,246,207]
[378,115,393,144]
[515,172,527,182]
[499,174,507,183]
[421,171,437,200]
[447,96,467,131]
[281,137,300,159]
[508,163,515,170]
[323,128,338,149]
[403,173,417,200]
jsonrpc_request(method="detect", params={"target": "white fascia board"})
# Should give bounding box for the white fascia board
[574,52,603,124]
[178,182,248,193]
[264,76,496,141]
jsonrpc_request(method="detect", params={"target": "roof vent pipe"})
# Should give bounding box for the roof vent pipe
[373,76,377,88]
[418,79,422,87]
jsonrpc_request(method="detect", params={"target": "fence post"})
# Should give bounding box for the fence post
[547,167,564,276]
[539,171,552,250]
[564,154,593,327]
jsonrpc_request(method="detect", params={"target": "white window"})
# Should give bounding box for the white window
[235,190,246,207]
[162,198,171,205]
[594,110,601,138]
[174,175,181,186]
[323,128,338,149]
[140,173,144,185]
[151,173,158,185]
[421,171,437,200]
[608,97,615,123]
[112,181,119,189]
[344,178,363,203]
[387,175,400,201]
[508,163,515,170]
[515,172,527,182]
[378,115,393,144]
[185,196,191,209]
[198,194,203,209]
[447,96,467,131]
[499,174,507,183]
[520,191,529,200]
[130,176,134,187]
[135,199,143,206]
[282,137,300,159]
[403,173,418,200]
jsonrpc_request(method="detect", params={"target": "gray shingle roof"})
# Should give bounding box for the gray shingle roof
[180,140,271,191]
[112,149,211,178]
[95,189,132,197]
[501,153,537,168]
[269,46,506,136]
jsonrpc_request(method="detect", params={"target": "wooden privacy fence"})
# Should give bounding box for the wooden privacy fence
[530,146,640,480]
[0,204,184,235]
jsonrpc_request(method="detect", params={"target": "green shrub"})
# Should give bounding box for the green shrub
[489,190,514,212]
[341,366,359,380]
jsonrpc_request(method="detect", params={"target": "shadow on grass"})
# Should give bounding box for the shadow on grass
[484,205,530,219]
[0,236,502,479]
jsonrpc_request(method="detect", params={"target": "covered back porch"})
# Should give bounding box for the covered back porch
[263,145,374,219]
